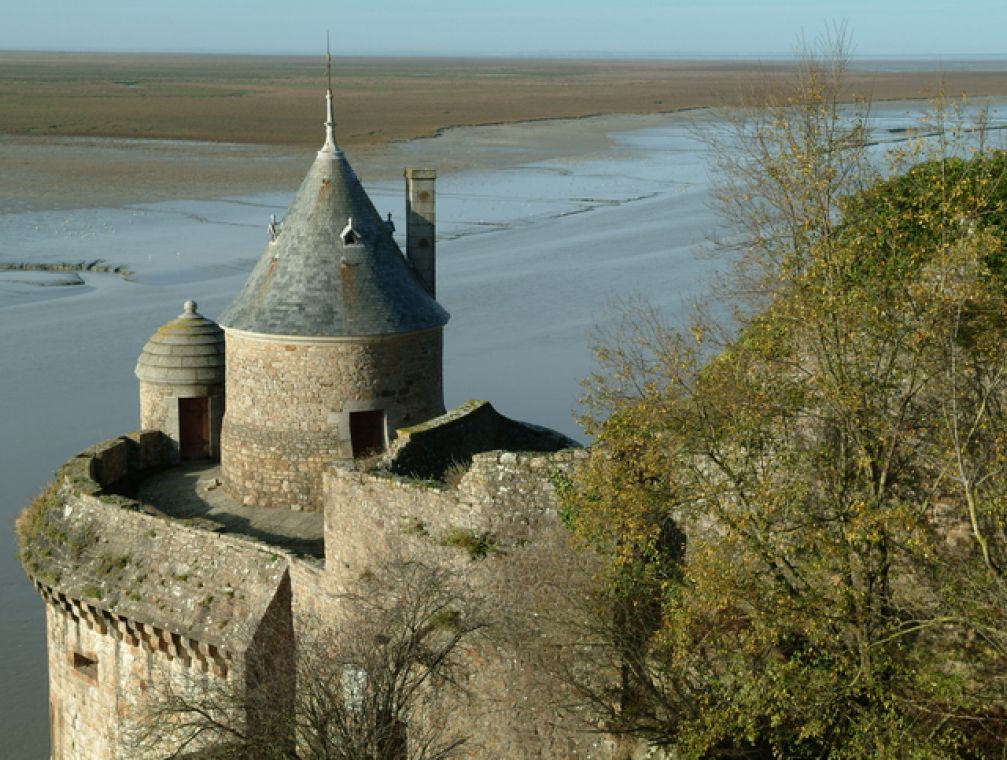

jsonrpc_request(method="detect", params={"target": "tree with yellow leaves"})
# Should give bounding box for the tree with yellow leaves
[567,33,1007,757]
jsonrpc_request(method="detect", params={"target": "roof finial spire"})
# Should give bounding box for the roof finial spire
[326,31,333,92]
[322,32,340,154]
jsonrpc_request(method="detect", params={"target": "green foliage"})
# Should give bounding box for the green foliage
[439,527,498,560]
[838,150,1007,285]
[548,467,578,528]
[80,584,104,601]
[17,474,101,587]
[15,479,61,558]
[96,552,131,575]
[16,480,65,585]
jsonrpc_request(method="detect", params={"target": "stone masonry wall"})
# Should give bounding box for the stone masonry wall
[26,431,616,758]
[45,599,229,760]
[324,449,584,587]
[386,399,579,480]
[22,435,292,759]
[322,450,608,757]
[288,559,341,627]
[221,327,444,510]
[140,381,224,463]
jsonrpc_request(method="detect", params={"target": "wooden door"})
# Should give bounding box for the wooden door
[179,397,211,460]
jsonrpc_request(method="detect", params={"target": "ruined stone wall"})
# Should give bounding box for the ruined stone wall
[325,449,584,584]
[139,381,225,463]
[221,327,444,510]
[321,449,608,758]
[385,399,579,480]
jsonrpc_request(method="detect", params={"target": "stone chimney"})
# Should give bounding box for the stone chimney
[405,168,437,297]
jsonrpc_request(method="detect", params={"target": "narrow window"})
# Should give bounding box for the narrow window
[72,651,98,681]
[350,410,385,458]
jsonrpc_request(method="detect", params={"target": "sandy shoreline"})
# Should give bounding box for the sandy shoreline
[6,94,1007,214]
[5,53,1007,211]
[0,111,672,212]
[5,53,1007,147]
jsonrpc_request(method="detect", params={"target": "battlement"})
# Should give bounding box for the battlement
[18,432,294,655]
[18,434,296,758]
[383,398,579,480]
[325,447,583,579]
[34,581,231,677]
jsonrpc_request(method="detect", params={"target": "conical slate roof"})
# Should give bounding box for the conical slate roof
[135,300,225,385]
[218,117,449,337]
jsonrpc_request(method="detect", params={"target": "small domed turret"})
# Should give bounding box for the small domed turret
[135,301,225,462]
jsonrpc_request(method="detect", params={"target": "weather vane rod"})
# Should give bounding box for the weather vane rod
[322,31,339,152]
[326,31,332,93]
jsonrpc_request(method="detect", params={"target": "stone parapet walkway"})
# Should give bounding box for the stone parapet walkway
[137,464,324,558]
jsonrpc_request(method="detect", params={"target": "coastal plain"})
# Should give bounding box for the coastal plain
[8,52,1007,146]
[4,53,1007,758]
[5,52,1007,210]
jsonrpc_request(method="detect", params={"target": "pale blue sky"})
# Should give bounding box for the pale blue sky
[1,0,1003,58]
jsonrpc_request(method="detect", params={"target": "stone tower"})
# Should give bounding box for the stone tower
[134,300,225,463]
[217,74,449,510]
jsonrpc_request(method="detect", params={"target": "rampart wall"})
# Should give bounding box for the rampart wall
[321,448,608,758]
[20,433,295,759]
[21,425,611,759]
[385,398,579,480]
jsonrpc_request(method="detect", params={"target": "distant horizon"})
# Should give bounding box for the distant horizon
[5,47,1007,63]
[4,1,1006,62]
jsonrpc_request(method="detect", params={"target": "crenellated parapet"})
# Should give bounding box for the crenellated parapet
[35,580,232,677]
[18,433,294,759]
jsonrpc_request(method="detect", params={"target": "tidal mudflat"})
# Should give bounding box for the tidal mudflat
[9,52,1004,149]
[3,100,1006,756]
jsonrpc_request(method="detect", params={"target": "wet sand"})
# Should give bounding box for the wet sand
[6,52,1007,212]
[5,52,1007,148]
[0,112,668,213]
